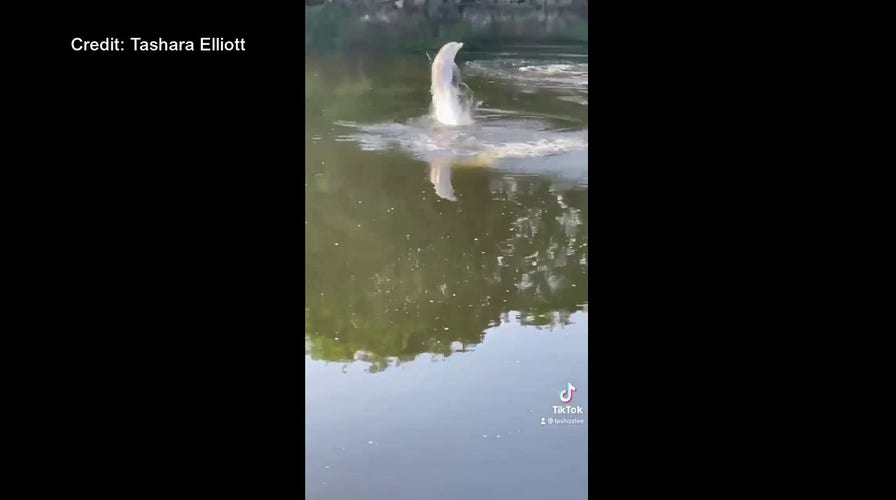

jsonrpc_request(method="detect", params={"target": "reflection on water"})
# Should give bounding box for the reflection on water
[305,312,588,500]
[306,44,588,500]
[428,160,457,201]
[305,163,588,372]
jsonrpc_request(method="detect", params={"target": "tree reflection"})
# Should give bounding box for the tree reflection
[305,55,587,373]
[306,146,587,373]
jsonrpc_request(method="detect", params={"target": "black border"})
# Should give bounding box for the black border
[26,3,305,491]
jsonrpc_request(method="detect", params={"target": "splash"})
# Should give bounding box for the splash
[464,59,588,105]
[334,44,588,201]
[430,42,474,126]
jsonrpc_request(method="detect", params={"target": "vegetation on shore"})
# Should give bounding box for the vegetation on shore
[306,1,588,54]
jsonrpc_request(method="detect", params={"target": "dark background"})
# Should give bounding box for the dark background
[20,4,304,492]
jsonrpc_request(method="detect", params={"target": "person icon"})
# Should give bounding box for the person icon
[540,417,546,425]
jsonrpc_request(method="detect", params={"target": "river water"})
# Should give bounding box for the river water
[305,43,588,500]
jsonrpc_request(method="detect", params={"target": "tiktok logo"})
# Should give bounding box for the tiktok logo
[559,382,577,404]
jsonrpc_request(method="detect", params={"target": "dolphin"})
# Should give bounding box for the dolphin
[430,42,471,126]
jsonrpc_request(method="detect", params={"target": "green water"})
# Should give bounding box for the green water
[305,44,588,500]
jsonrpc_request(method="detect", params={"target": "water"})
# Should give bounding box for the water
[306,43,588,500]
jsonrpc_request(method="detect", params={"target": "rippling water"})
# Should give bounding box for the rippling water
[306,43,588,500]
